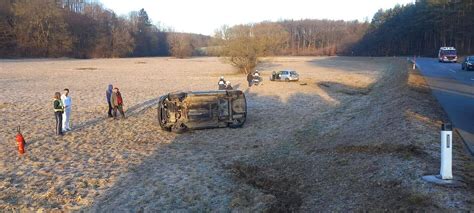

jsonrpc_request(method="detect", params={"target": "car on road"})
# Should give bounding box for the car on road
[461,56,474,71]
[157,90,247,133]
[438,47,458,63]
[270,70,300,82]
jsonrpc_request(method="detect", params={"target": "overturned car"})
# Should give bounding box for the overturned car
[157,90,247,133]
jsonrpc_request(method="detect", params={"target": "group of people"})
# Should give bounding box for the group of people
[218,76,233,90]
[246,70,262,87]
[53,89,71,136]
[52,85,125,136]
[219,70,262,91]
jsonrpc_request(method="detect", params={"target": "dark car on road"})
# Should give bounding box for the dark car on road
[157,90,247,133]
[461,56,474,71]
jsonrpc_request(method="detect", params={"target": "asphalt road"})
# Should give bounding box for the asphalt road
[415,58,474,155]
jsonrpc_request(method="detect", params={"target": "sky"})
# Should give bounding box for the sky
[100,0,415,36]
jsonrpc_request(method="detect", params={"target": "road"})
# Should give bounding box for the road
[415,58,474,155]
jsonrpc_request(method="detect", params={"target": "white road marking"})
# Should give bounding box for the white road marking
[449,69,456,73]
[471,78,474,81]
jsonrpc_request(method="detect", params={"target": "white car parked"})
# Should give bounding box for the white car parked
[270,70,300,82]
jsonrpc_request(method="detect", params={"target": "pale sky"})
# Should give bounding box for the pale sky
[100,0,415,36]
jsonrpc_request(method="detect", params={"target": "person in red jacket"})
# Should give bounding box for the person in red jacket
[110,87,125,119]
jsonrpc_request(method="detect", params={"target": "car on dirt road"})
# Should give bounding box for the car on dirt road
[270,70,300,82]
[461,56,474,71]
[157,90,247,133]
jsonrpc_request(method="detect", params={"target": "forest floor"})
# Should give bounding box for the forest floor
[0,57,472,211]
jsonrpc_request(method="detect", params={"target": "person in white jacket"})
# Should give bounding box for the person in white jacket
[61,88,72,132]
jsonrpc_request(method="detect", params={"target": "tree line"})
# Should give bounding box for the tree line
[2,0,473,60]
[211,20,369,73]
[0,0,209,58]
[353,0,474,56]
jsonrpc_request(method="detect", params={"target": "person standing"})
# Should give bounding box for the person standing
[53,92,64,136]
[218,76,226,90]
[61,88,72,131]
[110,87,125,119]
[247,72,253,87]
[106,84,113,117]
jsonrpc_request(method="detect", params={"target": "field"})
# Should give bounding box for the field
[0,57,473,211]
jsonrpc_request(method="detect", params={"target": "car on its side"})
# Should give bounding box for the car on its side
[270,70,299,82]
[461,56,474,71]
[157,90,247,133]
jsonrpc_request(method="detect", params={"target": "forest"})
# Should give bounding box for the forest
[0,0,473,58]
[353,0,474,56]
[0,0,209,58]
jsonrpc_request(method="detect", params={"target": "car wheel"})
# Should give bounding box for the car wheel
[285,78,289,82]
[171,122,187,133]
[229,94,247,128]
[157,97,171,131]
[462,65,465,70]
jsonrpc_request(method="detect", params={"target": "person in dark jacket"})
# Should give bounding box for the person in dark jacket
[53,92,64,135]
[106,84,113,117]
[110,87,125,119]
[247,72,253,87]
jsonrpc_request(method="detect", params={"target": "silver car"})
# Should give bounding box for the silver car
[270,70,299,82]
[157,90,247,133]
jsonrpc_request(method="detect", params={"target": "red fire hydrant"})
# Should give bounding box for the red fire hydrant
[16,126,25,155]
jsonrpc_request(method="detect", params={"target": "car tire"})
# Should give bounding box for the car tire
[285,78,289,82]
[229,93,247,128]
[157,97,171,131]
[462,65,465,70]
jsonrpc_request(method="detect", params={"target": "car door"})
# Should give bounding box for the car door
[282,71,288,80]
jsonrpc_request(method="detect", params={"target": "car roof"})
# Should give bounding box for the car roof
[440,47,456,50]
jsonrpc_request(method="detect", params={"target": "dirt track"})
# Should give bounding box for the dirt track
[0,57,472,211]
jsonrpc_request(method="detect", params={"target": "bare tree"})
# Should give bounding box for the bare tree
[13,0,72,57]
[111,17,135,57]
[167,32,193,58]
[214,23,288,74]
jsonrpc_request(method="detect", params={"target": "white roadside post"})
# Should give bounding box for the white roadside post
[440,123,453,180]
[413,56,416,70]
[422,123,460,185]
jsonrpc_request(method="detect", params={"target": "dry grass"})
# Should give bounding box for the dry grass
[0,57,472,211]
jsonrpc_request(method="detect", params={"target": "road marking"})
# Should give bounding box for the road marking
[449,69,456,73]
[471,78,474,81]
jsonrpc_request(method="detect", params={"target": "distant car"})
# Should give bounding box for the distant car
[157,90,247,133]
[438,47,458,63]
[270,70,299,82]
[461,56,474,71]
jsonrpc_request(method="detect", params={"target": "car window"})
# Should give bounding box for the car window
[290,71,297,75]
